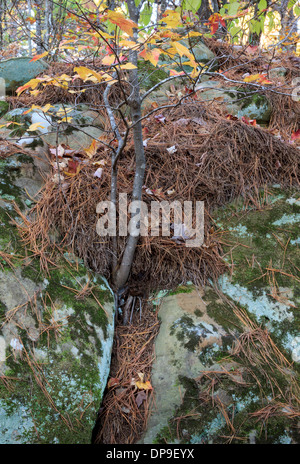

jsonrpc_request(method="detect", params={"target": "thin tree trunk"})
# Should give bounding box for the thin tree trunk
[113,0,146,290]
[197,0,213,21]
[0,0,4,50]
[27,0,32,55]
[35,0,43,53]
[44,0,50,49]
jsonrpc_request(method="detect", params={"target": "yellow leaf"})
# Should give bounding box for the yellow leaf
[29,89,40,97]
[172,41,195,62]
[56,107,73,116]
[135,380,153,390]
[102,55,115,66]
[119,39,139,49]
[161,10,182,28]
[0,122,21,128]
[42,103,53,113]
[74,66,103,83]
[28,122,45,132]
[243,73,260,83]
[59,45,75,50]
[24,103,53,114]
[68,89,86,94]
[120,62,137,70]
[190,68,200,78]
[59,39,75,46]
[58,116,73,123]
[183,31,203,38]
[59,74,72,81]
[16,78,41,96]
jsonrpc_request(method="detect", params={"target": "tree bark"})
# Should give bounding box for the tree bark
[113,0,146,290]
[35,0,43,53]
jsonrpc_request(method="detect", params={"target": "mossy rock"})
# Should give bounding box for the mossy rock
[0,154,115,444]
[0,101,9,118]
[0,57,48,95]
[138,60,169,91]
[142,188,299,444]
[215,187,300,362]
[196,81,272,124]
[1,105,105,150]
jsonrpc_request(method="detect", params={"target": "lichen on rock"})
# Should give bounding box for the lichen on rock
[141,188,300,445]
[0,152,115,444]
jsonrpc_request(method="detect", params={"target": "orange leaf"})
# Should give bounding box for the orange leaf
[107,377,120,388]
[135,380,153,390]
[139,48,161,67]
[241,116,257,126]
[169,69,185,76]
[84,139,100,158]
[29,51,49,62]
[244,73,272,85]
[107,11,138,36]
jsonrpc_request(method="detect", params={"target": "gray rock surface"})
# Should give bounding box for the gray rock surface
[0,152,115,443]
[141,188,300,444]
[0,57,48,94]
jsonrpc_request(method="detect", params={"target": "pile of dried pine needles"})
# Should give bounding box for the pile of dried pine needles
[16,101,299,293]
[93,301,160,444]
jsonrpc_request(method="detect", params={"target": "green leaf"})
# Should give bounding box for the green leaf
[258,0,267,10]
[182,0,202,14]
[229,25,241,38]
[267,12,275,31]
[140,4,152,26]
[227,1,239,16]
[254,21,261,35]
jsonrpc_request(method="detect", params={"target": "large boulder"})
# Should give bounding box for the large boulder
[0,57,49,94]
[141,187,300,444]
[0,152,115,443]
[141,78,271,124]
[0,104,105,151]
[195,80,272,124]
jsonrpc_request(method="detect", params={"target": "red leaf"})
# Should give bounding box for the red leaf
[247,45,258,55]
[241,116,256,126]
[208,13,226,35]
[68,160,79,174]
[291,129,300,141]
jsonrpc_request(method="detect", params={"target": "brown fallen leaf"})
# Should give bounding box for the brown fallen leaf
[107,377,120,388]
[136,390,147,408]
